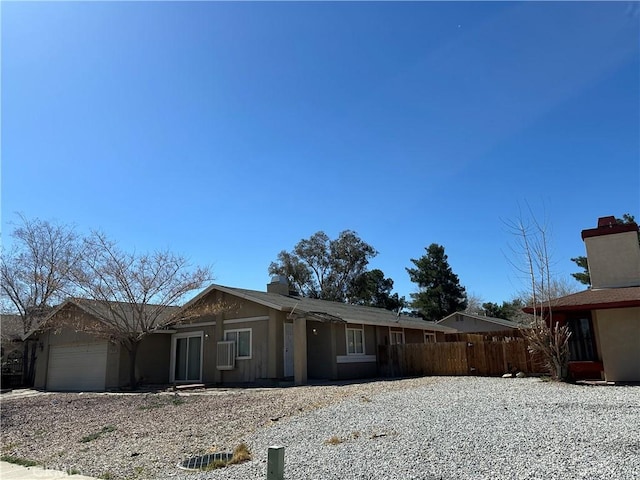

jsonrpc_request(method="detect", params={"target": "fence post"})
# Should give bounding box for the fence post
[267,445,285,480]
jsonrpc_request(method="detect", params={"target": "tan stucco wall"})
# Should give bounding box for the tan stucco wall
[117,334,172,386]
[307,321,333,379]
[584,231,640,288]
[220,319,270,383]
[181,290,288,384]
[594,307,640,382]
[331,323,378,380]
[338,323,376,355]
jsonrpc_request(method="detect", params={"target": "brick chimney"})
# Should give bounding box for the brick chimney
[267,275,290,295]
[581,216,640,288]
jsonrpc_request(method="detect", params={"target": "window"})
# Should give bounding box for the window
[224,329,252,359]
[424,332,436,343]
[390,331,404,345]
[346,327,364,355]
[567,315,597,361]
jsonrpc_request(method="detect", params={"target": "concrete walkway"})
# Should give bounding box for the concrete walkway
[0,462,98,480]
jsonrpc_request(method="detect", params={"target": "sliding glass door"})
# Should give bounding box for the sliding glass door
[172,333,202,382]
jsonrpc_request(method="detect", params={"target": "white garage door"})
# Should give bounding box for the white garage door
[47,343,108,391]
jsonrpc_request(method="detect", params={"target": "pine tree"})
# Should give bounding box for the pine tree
[406,244,467,321]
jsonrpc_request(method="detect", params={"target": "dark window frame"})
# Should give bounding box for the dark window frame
[566,311,598,362]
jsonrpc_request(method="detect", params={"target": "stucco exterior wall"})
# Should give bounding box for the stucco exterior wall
[307,321,333,379]
[594,307,640,382]
[117,334,172,386]
[584,231,640,288]
[180,291,297,385]
[332,323,378,380]
[272,311,288,378]
[220,319,269,383]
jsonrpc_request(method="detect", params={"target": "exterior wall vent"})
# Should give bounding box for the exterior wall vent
[216,341,236,370]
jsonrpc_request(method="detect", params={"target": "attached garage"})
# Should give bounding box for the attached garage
[46,342,109,391]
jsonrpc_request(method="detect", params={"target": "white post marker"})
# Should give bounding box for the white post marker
[267,445,285,480]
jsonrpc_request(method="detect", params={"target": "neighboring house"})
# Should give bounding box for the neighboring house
[525,216,640,382]
[33,299,180,391]
[1,314,25,387]
[34,278,456,391]
[436,312,522,333]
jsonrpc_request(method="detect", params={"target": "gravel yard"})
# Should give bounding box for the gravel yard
[2,377,639,480]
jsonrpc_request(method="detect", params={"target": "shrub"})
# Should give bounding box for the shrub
[1,455,40,467]
[325,436,343,445]
[229,443,251,464]
[80,425,117,443]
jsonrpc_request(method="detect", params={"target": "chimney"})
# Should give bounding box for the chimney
[581,216,640,289]
[267,275,290,295]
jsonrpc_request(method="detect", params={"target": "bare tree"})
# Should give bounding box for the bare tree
[515,276,579,312]
[0,214,81,384]
[464,292,485,315]
[504,209,571,381]
[59,232,212,389]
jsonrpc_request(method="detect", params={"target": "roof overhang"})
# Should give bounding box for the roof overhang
[288,311,346,323]
[524,299,640,314]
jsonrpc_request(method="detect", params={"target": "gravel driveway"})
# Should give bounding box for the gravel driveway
[2,377,639,479]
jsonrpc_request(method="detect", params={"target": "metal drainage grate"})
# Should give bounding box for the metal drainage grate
[178,452,234,471]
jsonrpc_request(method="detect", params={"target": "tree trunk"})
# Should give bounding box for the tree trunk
[27,341,37,386]
[21,340,37,388]
[125,341,140,390]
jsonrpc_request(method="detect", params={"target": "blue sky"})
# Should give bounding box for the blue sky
[2,2,639,305]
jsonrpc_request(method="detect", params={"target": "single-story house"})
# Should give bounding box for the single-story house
[169,278,456,386]
[33,299,180,391]
[436,312,522,333]
[33,278,456,391]
[525,216,640,382]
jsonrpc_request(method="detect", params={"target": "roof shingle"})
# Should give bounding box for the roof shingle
[524,286,640,312]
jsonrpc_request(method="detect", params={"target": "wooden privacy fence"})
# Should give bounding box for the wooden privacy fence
[378,330,542,378]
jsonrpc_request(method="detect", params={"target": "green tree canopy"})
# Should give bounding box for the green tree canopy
[481,299,524,320]
[406,243,467,321]
[571,214,638,286]
[269,230,377,302]
[347,269,405,311]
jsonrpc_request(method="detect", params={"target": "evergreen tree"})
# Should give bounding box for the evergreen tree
[569,256,591,285]
[481,299,524,320]
[406,244,467,321]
